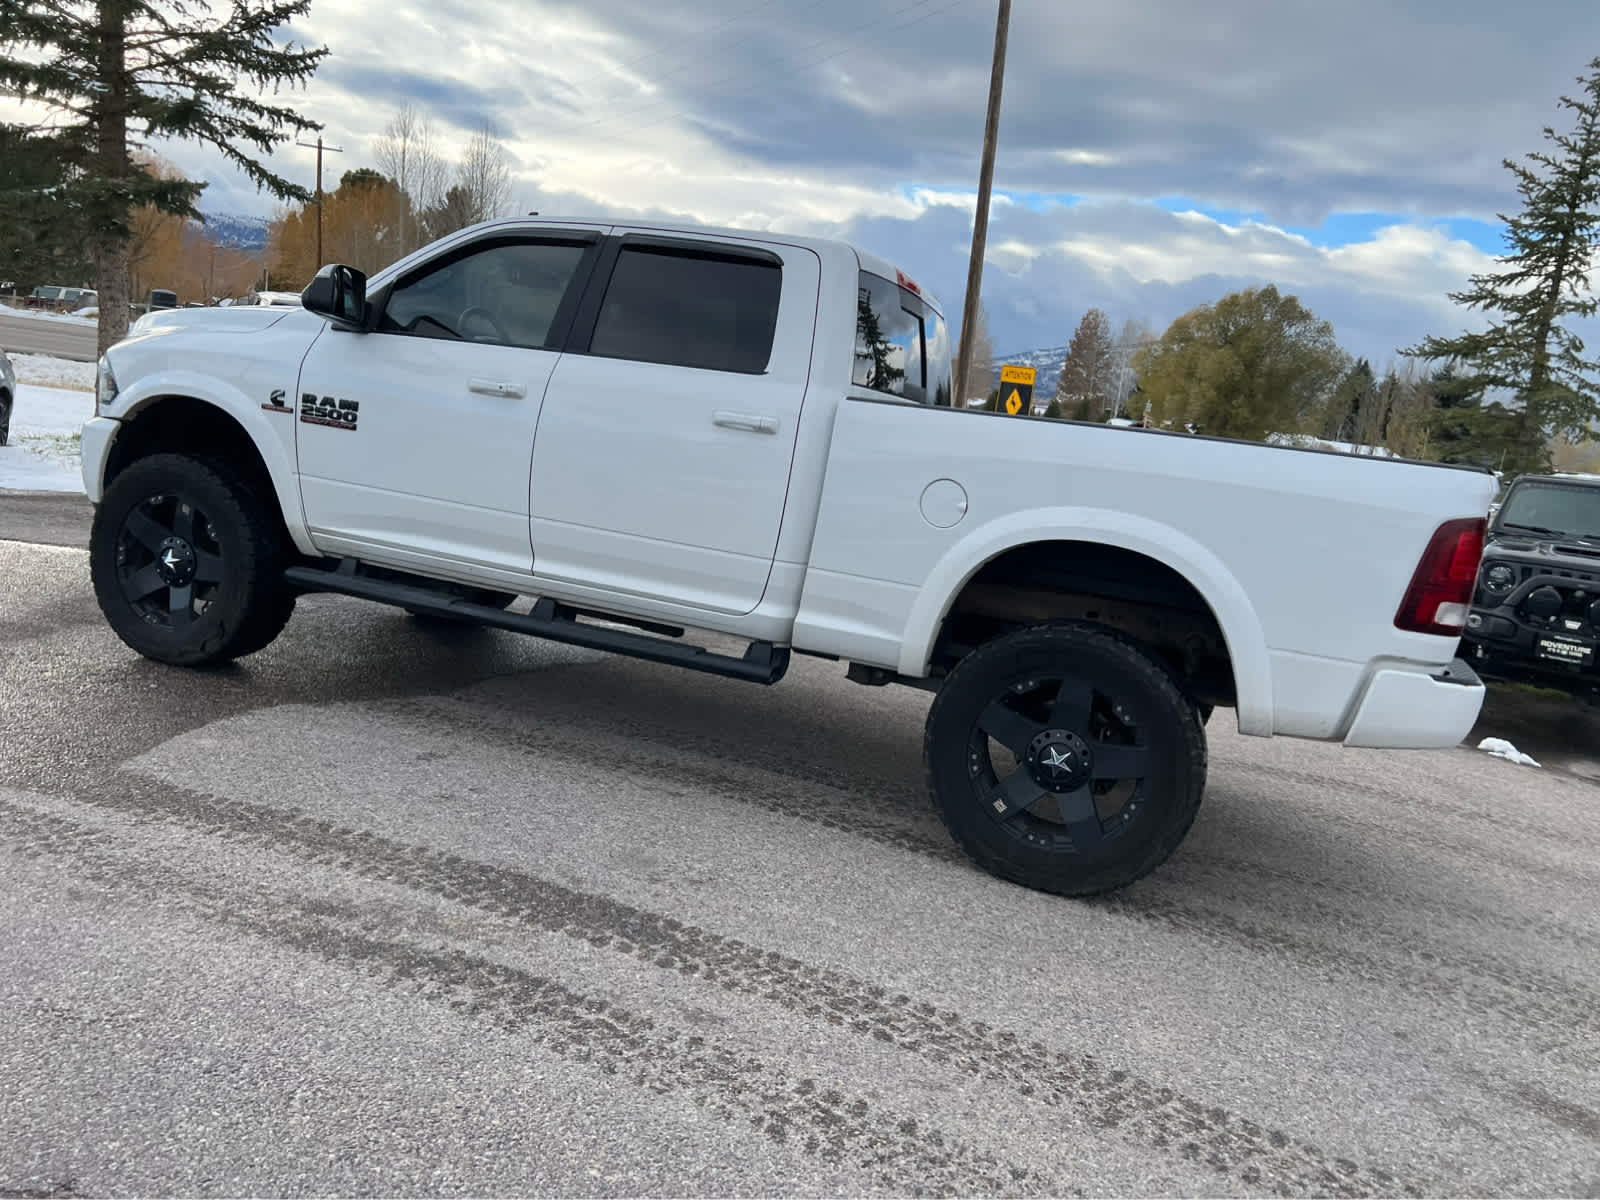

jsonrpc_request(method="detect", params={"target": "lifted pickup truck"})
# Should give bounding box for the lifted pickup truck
[1463,471,1600,695]
[83,216,1497,896]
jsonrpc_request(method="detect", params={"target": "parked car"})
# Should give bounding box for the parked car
[147,289,179,311]
[1462,472,1600,695]
[0,345,13,446]
[81,216,1497,897]
[234,290,304,308]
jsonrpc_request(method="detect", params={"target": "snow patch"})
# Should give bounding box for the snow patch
[1267,433,1397,458]
[11,354,96,391]
[1477,738,1542,769]
[0,306,97,327]
[0,384,93,493]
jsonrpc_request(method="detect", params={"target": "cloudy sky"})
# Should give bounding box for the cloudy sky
[75,0,1600,365]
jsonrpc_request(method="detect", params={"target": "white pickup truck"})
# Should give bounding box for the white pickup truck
[82,216,1498,896]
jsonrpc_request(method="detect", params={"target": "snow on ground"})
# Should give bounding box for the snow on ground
[11,353,98,391]
[1267,433,1397,458]
[1478,737,1543,768]
[0,305,97,327]
[1,384,93,493]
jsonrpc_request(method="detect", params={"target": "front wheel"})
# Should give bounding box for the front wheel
[924,623,1207,897]
[0,391,11,446]
[90,454,293,666]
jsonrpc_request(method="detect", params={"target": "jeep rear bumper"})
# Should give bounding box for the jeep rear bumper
[1342,658,1485,749]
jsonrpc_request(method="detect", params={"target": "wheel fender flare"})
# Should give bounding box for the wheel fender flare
[109,371,314,557]
[897,507,1275,737]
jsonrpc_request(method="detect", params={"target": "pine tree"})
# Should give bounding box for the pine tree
[1427,365,1523,470]
[0,0,328,354]
[1404,57,1600,474]
[1323,358,1375,443]
[855,291,906,394]
[1056,308,1115,413]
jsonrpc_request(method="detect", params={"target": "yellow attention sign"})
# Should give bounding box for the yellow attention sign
[999,365,1036,415]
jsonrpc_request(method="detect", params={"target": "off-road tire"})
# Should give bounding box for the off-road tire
[924,621,1207,897]
[90,453,293,666]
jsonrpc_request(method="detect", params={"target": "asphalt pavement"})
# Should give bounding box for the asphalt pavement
[2,523,1599,1197]
[0,309,99,362]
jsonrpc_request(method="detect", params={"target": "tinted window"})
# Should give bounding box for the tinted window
[381,240,589,350]
[589,245,781,374]
[925,303,953,407]
[854,271,948,404]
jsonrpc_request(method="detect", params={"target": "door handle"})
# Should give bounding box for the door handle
[713,410,779,435]
[469,377,525,398]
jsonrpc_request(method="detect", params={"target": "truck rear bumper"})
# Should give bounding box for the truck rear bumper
[1342,658,1485,749]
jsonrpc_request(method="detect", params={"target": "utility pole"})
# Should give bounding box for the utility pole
[295,135,344,267]
[954,0,1012,408]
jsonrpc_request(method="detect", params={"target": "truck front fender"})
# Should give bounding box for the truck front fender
[898,507,1275,736]
[105,369,313,556]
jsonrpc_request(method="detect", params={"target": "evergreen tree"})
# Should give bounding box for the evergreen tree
[855,292,906,394]
[0,0,328,353]
[1404,57,1600,474]
[1056,308,1115,413]
[1427,364,1523,470]
[1323,358,1375,442]
[1042,399,1062,419]
[0,125,96,289]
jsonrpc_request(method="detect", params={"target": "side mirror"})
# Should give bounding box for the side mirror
[301,264,369,329]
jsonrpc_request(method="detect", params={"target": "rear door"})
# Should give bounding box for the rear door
[528,232,821,615]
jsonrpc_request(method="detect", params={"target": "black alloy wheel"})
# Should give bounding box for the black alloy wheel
[90,454,294,665]
[924,623,1207,897]
[114,492,226,630]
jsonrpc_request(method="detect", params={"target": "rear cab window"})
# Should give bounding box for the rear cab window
[854,269,952,406]
[587,241,783,374]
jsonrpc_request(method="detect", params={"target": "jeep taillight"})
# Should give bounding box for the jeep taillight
[1395,517,1486,636]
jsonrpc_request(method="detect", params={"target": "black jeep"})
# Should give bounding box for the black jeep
[1462,473,1600,695]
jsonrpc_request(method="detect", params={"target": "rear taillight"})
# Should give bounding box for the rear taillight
[1395,517,1486,636]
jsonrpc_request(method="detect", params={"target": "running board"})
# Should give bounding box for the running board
[284,562,790,685]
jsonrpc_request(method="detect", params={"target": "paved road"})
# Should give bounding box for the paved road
[0,490,93,547]
[0,310,98,362]
[3,535,1599,1197]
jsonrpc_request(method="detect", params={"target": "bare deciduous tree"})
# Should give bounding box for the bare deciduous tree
[454,124,515,228]
[374,102,448,256]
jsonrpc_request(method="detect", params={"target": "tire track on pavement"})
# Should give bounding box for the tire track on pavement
[381,696,1600,1048]
[0,794,1052,1198]
[22,774,1426,1198]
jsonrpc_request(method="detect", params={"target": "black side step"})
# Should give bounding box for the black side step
[284,562,791,685]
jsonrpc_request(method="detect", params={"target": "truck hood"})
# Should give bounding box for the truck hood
[127,305,298,339]
[1485,531,1600,564]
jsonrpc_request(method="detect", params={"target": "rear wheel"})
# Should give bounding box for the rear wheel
[0,391,11,447]
[90,454,293,666]
[924,622,1206,897]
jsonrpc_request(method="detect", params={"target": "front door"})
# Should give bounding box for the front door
[295,230,603,575]
[528,232,820,614]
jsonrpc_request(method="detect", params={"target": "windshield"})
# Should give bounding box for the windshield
[1495,480,1600,540]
